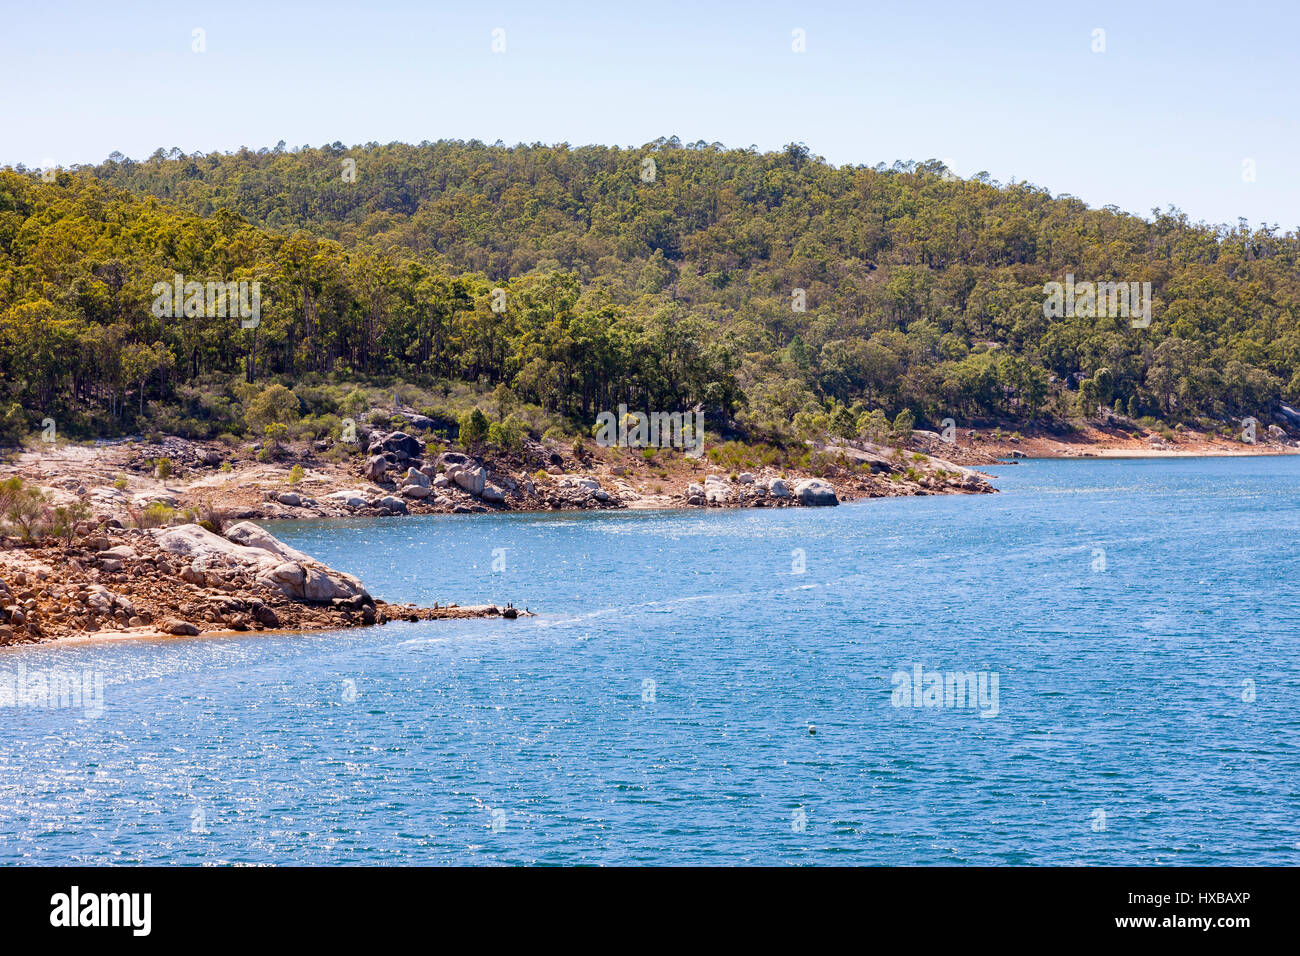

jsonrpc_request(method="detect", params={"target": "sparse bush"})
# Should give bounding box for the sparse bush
[49,501,90,545]
[263,421,289,456]
[139,502,175,529]
[857,409,891,443]
[458,407,490,447]
[892,410,915,442]
[245,384,301,436]
[486,414,526,452]
[1,478,46,541]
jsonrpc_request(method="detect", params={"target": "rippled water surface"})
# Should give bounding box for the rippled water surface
[2,456,1299,864]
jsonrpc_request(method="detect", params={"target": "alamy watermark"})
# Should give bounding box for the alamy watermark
[0,664,105,718]
[890,663,999,718]
[593,405,705,458]
[1043,274,1151,328]
[151,274,261,328]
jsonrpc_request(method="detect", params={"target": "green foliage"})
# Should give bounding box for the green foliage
[892,409,915,441]
[1,477,46,540]
[458,407,490,447]
[245,385,301,435]
[857,408,892,442]
[263,421,289,452]
[0,476,39,538]
[134,501,175,529]
[154,457,172,479]
[3,139,1299,444]
[288,464,304,484]
[0,403,26,447]
[50,501,91,544]
[486,413,526,452]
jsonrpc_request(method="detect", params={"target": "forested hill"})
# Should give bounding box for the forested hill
[3,138,1300,445]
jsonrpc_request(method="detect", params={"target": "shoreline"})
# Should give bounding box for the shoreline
[0,422,1001,528]
[0,521,530,650]
[2,416,1291,651]
[0,605,528,653]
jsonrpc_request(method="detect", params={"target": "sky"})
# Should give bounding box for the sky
[2,0,1297,230]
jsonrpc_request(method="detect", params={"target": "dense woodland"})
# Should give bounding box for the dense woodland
[2,137,1299,445]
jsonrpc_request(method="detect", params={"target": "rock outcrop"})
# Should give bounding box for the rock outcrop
[0,521,530,646]
[680,472,835,507]
[794,478,839,506]
[155,521,371,603]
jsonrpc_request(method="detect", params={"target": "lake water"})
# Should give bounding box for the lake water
[2,456,1298,865]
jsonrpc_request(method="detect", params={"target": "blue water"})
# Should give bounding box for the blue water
[2,457,1298,865]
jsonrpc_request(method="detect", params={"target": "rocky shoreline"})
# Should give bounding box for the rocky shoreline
[0,422,996,647]
[0,520,527,648]
[4,405,1294,650]
[231,424,996,522]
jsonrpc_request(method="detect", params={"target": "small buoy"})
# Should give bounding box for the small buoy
[808,724,817,736]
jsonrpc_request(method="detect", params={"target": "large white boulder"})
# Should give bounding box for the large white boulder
[325,489,370,509]
[154,522,369,603]
[363,455,389,482]
[402,467,430,488]
[453,466,486,496]
[793,479,838,506]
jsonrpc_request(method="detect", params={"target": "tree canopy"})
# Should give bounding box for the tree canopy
[2,139,1298,443]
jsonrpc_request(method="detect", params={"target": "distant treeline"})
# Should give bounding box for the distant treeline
[2,138,1298,443]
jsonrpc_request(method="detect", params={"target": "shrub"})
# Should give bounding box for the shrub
[245,384,301,435]
[1,478,46,540]
[154,457,173,479]
[288,464,304,484]
[49,502,90,545]
[893,409,915,441]
[0,403,27,447]
[458,407,490,447]
[138,502,175,529]
[263,421,289,455]
[857,409,891,443]
[196,501,229,535]
[487,414,525,452]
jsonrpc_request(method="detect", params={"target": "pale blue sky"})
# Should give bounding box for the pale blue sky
[2,0,1296,229]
